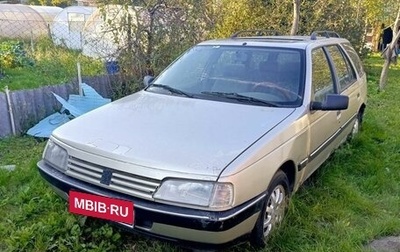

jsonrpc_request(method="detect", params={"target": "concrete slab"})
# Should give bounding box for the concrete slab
[367,236,400,252]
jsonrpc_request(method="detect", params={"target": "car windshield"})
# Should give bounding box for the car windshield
[149,45,305,107]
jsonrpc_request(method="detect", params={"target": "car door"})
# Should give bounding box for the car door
[304,46,341,180]
[324,45,359,136]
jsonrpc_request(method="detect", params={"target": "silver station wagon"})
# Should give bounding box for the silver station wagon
[38,30,367,248]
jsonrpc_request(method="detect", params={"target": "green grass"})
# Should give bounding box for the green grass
[0,137,177,252]
[0,55,399,251]
[0,38,105,91]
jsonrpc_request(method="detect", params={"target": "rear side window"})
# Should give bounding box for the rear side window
[341,43,365,77]
[312,48,334,102]
[325,45,356,91]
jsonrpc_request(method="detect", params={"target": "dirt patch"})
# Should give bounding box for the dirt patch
[367,236,400,252]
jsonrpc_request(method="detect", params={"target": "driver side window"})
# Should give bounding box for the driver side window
[312,48,335,102]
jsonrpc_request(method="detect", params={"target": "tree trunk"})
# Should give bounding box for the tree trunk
[290,0,300,36]
[379,59,391,90]
[379,7,400,90]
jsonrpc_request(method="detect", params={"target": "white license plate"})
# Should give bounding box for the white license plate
[69,190,134,225]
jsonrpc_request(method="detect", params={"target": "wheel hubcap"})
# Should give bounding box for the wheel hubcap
[263,185,286,238]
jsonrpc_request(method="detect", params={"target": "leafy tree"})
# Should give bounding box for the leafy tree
[93,0,214,97]
[208,0,368,53]
[379,6,400,90]
[359,0,399,52]
[209,0,292,38]
[27,0,73,7]
[296,0,366,53]
[94,0,393,95]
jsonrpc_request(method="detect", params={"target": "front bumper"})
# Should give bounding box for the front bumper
[37,160,265,246]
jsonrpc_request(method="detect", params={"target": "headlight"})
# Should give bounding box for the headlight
[43,139,68,172]
[153,179,233,209]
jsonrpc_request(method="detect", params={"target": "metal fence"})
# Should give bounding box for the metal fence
[0,10,148,138]
[0,12,144,139]
[0,75,112,138]
[1,14,125,61]
[0,15,124,138]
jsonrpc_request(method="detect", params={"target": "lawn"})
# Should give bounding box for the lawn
[0,55,399,251]
[0,38,105,91]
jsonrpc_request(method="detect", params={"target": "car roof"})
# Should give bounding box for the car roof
[198,31,350,50]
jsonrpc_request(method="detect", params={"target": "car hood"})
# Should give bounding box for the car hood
[53,91,295,177]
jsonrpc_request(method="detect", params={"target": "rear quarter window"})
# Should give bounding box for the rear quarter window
[341,43,365,77]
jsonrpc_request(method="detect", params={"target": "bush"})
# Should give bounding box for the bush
[0,41,34,69]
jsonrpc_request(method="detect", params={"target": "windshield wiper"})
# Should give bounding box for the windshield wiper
[201,91,278,107]
[148,84,193,98]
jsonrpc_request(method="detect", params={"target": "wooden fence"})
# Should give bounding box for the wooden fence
[0,75,113,138]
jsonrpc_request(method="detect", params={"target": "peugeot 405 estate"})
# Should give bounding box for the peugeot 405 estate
[38,30,367,248]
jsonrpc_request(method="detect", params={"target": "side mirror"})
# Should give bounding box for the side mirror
[310,94,349,111]
[143,75,155,87]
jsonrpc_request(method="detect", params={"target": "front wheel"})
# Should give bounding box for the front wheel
[250,170,289,247]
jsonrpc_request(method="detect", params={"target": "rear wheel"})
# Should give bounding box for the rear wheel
[350,109,364,139]
[250,170,289,247]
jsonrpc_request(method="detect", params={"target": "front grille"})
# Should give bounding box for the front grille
[66,156,160,200]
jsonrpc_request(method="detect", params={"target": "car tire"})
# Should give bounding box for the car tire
[350,109,364,139]
[250,170,289,248]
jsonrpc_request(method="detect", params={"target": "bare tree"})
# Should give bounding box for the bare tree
[290,0,301,35]
[379,6,400,91]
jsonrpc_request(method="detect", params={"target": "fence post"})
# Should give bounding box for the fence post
[4,86,16,136]
[31,30,34,53]
[77,62,82,95]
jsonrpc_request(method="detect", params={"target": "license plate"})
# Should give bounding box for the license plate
[69,191,134,225]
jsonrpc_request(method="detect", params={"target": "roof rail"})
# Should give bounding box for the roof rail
[230,30,281,38]
[310,31,340,40]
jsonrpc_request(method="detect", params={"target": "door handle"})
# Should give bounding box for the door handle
[336,111,341,120]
